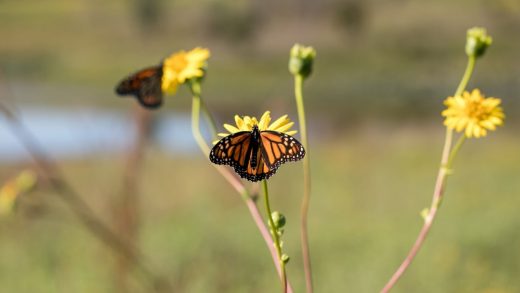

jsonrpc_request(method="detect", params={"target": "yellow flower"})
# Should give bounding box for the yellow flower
[217,111,297,140]
[0,170,37,216]
[442,89,504,138]
[161,47,210,94]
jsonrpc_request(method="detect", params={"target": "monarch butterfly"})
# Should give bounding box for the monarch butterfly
[115,65,163,109]
[210,125,305,182]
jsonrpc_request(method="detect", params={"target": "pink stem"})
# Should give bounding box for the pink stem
[216,167,294,293]
[381,129,453,292]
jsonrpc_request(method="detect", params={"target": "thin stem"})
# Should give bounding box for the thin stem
[113,104,151,291]
[447,135,466,168]
[200,98,218,139]
[191,95,211,154]
[189,82,294,293]
[262,180,287,293]
[294,73,313,293]
[381,129,452,293]
[455,55,476,97]
[0,106,170,293]
[381,54,477,292]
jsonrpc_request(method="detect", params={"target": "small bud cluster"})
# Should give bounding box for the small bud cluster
[465,27,492,58]
[269,211,290,264]
[289,44,316,78]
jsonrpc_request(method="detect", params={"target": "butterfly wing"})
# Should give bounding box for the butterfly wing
[259,130,305,170]
[115,65,163,109]
[209,131,272,182]
[210,131,254,171]
[243,146,274,181]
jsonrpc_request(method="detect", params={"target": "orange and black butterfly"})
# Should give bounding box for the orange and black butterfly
[210,125,305,182]
[115,65,163,109]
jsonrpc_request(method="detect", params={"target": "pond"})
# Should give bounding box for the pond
[0,106,205,162]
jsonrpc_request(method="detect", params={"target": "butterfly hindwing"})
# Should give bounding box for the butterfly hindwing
[244,147,275,181]
[115,65,163,109]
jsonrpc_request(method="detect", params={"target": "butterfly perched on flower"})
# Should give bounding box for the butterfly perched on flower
[210,112,305,182]
[115,66,163,109]
[115,48,210,109]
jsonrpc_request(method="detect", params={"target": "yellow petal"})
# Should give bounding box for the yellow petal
[234,115,245,129]
[465,123,474,137]
[480,120,496,130]
[268,114,290,130]
[162,79,179,94]
[489,117,503,125]
[186,47,210,62]
[258,111,271,131]
[456,117,468,132]
[275,122,296,134]
[224,123,240,134]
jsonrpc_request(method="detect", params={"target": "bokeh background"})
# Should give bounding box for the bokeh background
[1,0,520,292]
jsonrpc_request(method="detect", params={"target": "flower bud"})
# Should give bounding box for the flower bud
[289,44,316,78]
[281,254,290,264]
[271,211,286,229]
[465,27,492,58]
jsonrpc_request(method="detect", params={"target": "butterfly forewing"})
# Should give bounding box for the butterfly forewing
[210,131,252,170]
[115,65,163,109]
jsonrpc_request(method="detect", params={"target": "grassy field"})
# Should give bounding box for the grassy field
[1,124,519,292]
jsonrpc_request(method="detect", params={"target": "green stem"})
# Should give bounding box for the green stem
[447,135,466,168]
[455,55,476,97]
[294,73,313,293]
[295,75,308,147]
[200,99,218,139]
[190,83,210,155]
[262,180,287,293]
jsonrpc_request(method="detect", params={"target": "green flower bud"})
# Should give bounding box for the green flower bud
[271,211,286,229]
[281,254,290,264]
[465,27,492,58]
[289,43,316,78]
[420,208,429,222]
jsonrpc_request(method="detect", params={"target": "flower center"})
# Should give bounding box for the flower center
[465,99,489,121]
[169,53,188,72]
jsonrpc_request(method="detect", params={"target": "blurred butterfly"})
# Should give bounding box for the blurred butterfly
[210,125,305,182]
[115,65,163,109]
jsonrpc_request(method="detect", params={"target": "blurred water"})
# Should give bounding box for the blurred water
[0,107,200,162]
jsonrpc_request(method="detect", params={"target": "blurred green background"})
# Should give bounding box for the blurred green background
[1,0,519,292]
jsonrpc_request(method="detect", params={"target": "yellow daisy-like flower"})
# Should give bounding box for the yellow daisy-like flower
[217,111,297,139]
[161,47,210,94]
[442,89,505,138]
[0,170,37,216]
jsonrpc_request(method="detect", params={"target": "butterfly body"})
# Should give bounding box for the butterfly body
[210,125,305,182]
[115,65,163,109]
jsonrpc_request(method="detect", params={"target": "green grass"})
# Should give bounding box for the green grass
[1,125,519,292]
